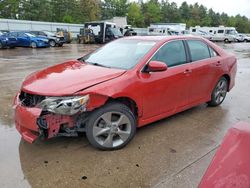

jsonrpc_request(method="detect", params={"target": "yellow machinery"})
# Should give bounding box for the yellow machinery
[56,28,73,43]
[77,28,95,44]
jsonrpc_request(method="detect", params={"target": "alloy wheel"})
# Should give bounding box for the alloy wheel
[214,79,227,104]
[93,111,132,148]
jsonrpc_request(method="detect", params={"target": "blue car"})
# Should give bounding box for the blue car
[0,31,17,49]
[7,31,49,48]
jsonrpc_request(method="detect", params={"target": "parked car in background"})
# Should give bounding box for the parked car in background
[7,32,49,48]
[0,31,17,49]
[14,36,237,150]
[29,31,65,47]
[238,33,250,42]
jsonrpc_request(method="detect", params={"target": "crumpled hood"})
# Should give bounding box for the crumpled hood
[22,60,126,96]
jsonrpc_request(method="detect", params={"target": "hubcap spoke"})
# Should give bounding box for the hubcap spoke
[117,130,130,142]
[216,95,221,103]
[220,81,226,89]
[101,112,112,125]
[103,134,114,147]
[93,126,110,137]
[116,115,129,126]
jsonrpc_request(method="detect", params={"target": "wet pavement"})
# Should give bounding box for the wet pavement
[0,43,250,188]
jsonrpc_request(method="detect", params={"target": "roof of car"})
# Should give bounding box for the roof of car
[123,35,204,42]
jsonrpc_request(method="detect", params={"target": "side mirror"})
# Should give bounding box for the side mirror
[146,61,168,72]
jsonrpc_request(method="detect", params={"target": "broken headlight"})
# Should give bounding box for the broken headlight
[39,95,89,115]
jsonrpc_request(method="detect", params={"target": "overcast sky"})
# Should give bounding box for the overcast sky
[132,0,250,18]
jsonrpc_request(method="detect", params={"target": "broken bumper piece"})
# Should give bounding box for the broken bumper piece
[14,95,75,143]
[15,105,41,143]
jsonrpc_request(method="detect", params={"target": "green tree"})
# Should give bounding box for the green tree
[143,0,161,26]
[179,1,190,22]
[0,0,20,19]
[101,0,128,19]
[127,2,144,27]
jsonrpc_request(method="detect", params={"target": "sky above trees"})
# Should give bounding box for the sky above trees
[0,0,250,33]
[131,0,250,18]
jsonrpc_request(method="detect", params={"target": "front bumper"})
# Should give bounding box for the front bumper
[15,105,41,143]
[14,93,75,143]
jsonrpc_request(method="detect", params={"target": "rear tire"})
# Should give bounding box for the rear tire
[208,77,228,107]
[0,42,3,49]
[86,102,136,150]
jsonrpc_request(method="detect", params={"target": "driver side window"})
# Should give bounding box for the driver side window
[151,40,187,67]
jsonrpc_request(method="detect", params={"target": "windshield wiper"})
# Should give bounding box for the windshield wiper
[78,58,111,68]
[88,62,111,68]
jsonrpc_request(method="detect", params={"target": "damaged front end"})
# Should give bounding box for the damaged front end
[14,91,90,143]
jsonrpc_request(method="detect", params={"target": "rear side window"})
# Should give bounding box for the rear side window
[151,40,187,67]
[218,30,224,34]
[9,32,17,37]
[187,40,210,61]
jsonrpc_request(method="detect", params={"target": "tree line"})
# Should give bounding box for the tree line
[0,0,250,33]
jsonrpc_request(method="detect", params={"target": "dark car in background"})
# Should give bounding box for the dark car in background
[29,31,65,47]
[0,31,17,49]
[7,32,49,48]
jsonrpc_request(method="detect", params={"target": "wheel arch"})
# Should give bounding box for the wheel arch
[86,94,140,119]
[221,74,231,91]
[107,97,139,118]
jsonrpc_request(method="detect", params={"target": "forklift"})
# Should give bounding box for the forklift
[77,28,95,44]
[84,21,123,44]
[56,28,73,43]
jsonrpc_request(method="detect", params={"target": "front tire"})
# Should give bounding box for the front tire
[30,42,37,48]
[49,40,56,47]
[208,77,228,107]
[86,102,136,150]
[224,38,229,43]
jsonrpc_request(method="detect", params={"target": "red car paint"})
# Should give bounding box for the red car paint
[199,122,250,188]
[14,36,237,143]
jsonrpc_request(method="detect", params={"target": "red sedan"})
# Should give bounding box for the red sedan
[14,36,237,150]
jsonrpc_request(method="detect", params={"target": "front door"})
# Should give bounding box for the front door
[141,40,192,119]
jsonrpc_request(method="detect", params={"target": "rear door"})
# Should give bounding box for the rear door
[186,40,220,104]
[17,33,30,46]
[141,40,192,118]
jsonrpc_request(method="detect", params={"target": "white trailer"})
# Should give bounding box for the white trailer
[190,26,238,42]
[148,23,186,36]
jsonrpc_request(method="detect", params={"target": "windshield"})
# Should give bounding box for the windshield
[109,28,123,37]
[80,39,156,70]
[226,29,237,35]
[25,33,36,37]
[0,31,3,36]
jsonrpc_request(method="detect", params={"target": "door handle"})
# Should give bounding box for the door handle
[184,69,192,74]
